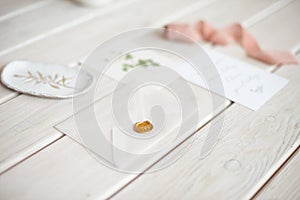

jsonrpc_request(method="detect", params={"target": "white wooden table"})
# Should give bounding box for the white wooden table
[0,0,299,199]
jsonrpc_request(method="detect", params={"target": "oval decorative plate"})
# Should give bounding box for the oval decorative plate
[1,60,94,98]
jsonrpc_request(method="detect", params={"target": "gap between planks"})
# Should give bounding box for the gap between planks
[0,0,54,22]
[0,0,288,178]
[108,38,300,200]
[53,39,300,198]
[0,0,218,105]
[106,102,234,199]
[112,58,300,200]
[0,0,140,57]
[244,44,300,199]
[105,2,300,198]
[0,0,293,105]
[251,144,300,199]
[0,0,220,174]
[51,0,299,160]
[0,0,296,198]
[0,134,64,176]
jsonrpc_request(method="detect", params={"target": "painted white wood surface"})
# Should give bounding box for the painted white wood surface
[0,0,59,103]
[0,0,51,20]
[0,0,282,102]
[113,56,300,200]
[0,1,282,166]
[248,0,300,51]
[0,0,226,174]
[255,147,300,200]
[0,0,282,103]
[0,0,289,199]
[112,2,300,197]
[0,0,139,104]
[1,0,233,175]
[0,0,215,104]
[0,0,280,175]
[0,0,123,54]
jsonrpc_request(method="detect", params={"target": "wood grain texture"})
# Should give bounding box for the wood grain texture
[0,74,117,175]
[0,0,108,52]
[113,56,300,200]
[0,0,284,103]
[255,147,300,200]
[0,0,280,174]
[0,0,213,104]
[0,0,60,103]
[0,0,142,56]
[112,2,300,197]
[0,0,213,174]
[0,0,139,103]
[0,0,285,199]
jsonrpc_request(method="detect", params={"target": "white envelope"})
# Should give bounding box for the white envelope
[56,82,187,169]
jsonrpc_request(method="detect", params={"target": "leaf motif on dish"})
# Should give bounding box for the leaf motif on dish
[121,53,160,71]
[14,71,73,90]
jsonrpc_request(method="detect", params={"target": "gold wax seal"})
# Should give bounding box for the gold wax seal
[134,120,153,133]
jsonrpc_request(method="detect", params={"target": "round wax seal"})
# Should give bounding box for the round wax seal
[134,120,153,133]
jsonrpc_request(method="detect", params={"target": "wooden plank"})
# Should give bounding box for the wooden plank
[0,89,18,105]
[255,147,300,200]
[0,0,141,104]
[0,137,136,200]
[0,0,214,173]
[213,0,299,71]
[0,0,291,103]
[0,0,95,52]
[0,0,215,67]
[112,58,300,200]
[0,0,286,103]
[0,0,215,104]
[248,0,300,51]
[0,0,280,174]
[0,0,281,117]
[0,0,50,20]
[0,0,283,199]
[111,2,300,198]
[0,0,140,56]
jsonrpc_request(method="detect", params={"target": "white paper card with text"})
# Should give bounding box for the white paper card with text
[105,49,288,111]
[173,50,288,110]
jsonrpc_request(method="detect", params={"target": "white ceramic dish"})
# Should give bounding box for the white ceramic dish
[1,60,94,98]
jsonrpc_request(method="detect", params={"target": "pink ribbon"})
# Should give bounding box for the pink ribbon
[164,21,298,65]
